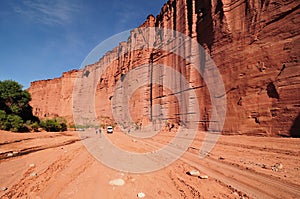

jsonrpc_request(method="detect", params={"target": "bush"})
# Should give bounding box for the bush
[7,115,24,132]
[60,122,67,131]
[25,120,39,132]
[0,111,27,132]
[30,122,40,132]
[40,118,67,132]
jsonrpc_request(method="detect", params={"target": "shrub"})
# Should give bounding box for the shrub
[7,114,25,132]
[25,120,40,132]
[30,122,40,132]
[60,122,67,131]
[40,118,67,132]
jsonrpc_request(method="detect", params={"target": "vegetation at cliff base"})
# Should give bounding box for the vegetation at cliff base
[0,80,38,132]
[0,80,67,132]
[40,118,67,132]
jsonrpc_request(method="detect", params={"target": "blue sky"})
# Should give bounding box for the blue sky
[0,0,166,88]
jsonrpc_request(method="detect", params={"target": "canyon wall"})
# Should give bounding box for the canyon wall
[28,0,300,137]
[28,70,78,123]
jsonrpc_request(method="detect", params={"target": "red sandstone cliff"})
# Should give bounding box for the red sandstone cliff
[28,0,300,136]
[28,70,78,123]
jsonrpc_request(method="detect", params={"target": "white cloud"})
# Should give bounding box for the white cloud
[13,0,80,25]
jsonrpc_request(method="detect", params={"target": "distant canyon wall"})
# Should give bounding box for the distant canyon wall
[28,70,78,123]
[28,0,300,136]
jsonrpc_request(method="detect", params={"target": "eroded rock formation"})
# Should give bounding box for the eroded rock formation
[28,70,78,123]
[28,0,300,137]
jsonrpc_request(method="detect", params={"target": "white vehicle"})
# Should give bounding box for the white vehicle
[107,126,113,133]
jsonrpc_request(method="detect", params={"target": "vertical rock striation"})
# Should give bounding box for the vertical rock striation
[28,0,300,136]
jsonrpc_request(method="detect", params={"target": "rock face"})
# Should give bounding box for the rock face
[28,0,300,137]
[28,70,78,123]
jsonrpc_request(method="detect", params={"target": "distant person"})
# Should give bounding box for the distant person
[96,128,102,137]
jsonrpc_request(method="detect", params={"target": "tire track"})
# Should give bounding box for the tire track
[0,133,74,146]
[1,144,90,198]
[1,148,76,198]
[153,134,300,156]
[141,138,300,199]
[0,138,82,161]
[35,146,94,198]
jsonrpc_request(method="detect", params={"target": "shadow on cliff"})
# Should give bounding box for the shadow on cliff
[195,0,217,77]
[196,0,214,53]
[290,112,300,138]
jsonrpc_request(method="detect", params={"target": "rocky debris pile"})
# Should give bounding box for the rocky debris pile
[228,185,249,199]
[240,159,284,172]
[271,163,283,172]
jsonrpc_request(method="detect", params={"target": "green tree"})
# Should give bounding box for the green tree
[0,80,38,132]
[0,80,32,117]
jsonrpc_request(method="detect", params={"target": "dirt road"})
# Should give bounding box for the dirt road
[0,130,299,198]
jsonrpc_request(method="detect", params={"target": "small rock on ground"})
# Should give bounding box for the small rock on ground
[109,178,125,186]
[233,192,239,196]
[30,172,37,177]
[6,153,13,157]
[1,187,7,191]
[199,175,208,179]
[271,167,278,172]
[137,192,146,198]
[187,170,200,176]
[261,164,267,169]
[274,163,283,169]
[271,163,283,172]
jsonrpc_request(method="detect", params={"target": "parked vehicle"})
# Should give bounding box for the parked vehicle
[107,126,113,133]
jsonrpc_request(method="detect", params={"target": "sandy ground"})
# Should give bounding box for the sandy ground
[0,129,299,199]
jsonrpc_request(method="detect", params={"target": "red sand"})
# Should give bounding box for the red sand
[0,130,299,198]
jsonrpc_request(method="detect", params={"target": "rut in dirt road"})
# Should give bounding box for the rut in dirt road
[139,137,300,199]
[0,138,82,161]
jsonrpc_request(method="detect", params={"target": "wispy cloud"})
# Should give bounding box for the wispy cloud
[13,0,80,25]
[113,1,142,30]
